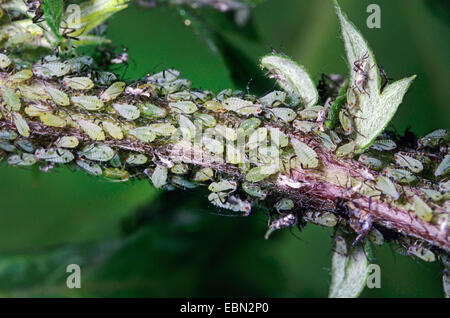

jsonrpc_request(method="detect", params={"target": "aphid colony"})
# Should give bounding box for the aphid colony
[0,52,449,261]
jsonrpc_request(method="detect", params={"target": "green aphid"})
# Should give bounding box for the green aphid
[146,69,180,84]
[303,211,337,227]
[239,117,261,134]
[338,109,354,135]
[63,77,94,90]
[0,140,16,152]
[268,127,289,148]
[113,103,140,120]
[367,228,384,246]
[12,112,29,137]
[318,132,336,151]
[24,104,52,117]
[40,113,66,128]
[222,97,262,116]
[161,79,192,93]
[203,100,224,112]
[202,136,224,154]
[259,90,286,107]
[407,245,435,262]
[94,71,118,86]
[129,127,156,142]
[375,175,399,200]
[125,153,148,165]
[418,129,448,149]
[297,106,325,120]
[80,144,115,162]
[151,165,168,189]
[208,192,251,214]
[35,148,74,163]
[178,114,197,140]
[189,90,214,103]
[2,88,21,111]
[102,120,123,140]
[9,69,32,83]
[39,62,71,77]
[290,138,319,168]
[100,81,126,102]
[78,119,105,141]
[208,180,238,193]
[267,107,297,122]
[76,158,103,176]
[0,53,11,69]
[7,153,36,166]
[247,128,267,150]
[110,153,122,168]
[292,120,316,133]
[216,89,232,101]
[336,141,356,157]
[394,153,423,173]
[435,154,450,177]
[147,123,176,137]
[0,129,17,140]
[170,163,189,175]
[171,175,198,189]
[419,188,443,202]
[274,198,294,211]
[66,56,94,73]
[329,131,342,145]
[413,195,433,222]
[215,125,237,141]
[359,154,383,169]
[71,95,104,111]
[19,84,49,101]
[246,163,280,182]
[241,182,267,200]
[56,136,79,148]
[15,138,34,152]
[371,139,397,151]
[167,91,191,101]
[168,101,198,114]
[193,113,217,128]
[383,167,416,184]
[104,168,129,182]
[193,167,214,182]
[140,103,167,119]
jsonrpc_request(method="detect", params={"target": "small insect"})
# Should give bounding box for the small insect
[8,153,37,166]
[79,144,115,162]
[104,168,129,182]
[150,165,168,189]
[147,123,176,137]
[366,227,384,246]
[359,154,383,170]
[336,141,356,157]
[0,141,16,152]
[338,108,355,135]
[35,62,71,78]
[19,84,49,101]
[241,182,267,200]
[76,158,103,176]
[35,148,74,163]
[178,114,197,141]
[266,107,297,123]
[171,176,198,189]
[167,91,191,102]
[375,175,399,200]
[371,139,397,151]
[201,136,224,154]
[102,120,124,140]
[78,119,105,141]
[0,53,11,69]
[208,180,238,193]
[2,88,21,111]
[12,112,30,138]
[0,129,18,141]
[274,198,294,212]
[439,180,450,193]
[246,163,280,182]
[100,81,126,102]
[382,167,416,184]
[40,113,66,127]
[168,101,198,114]
[435,154,450,177]
[113,103,140,120]
[91,71,118,86]
[24,104,52,117]
[45,86,70,106]
[290,139,319,168]
[259,90,286,107]
[303,211,337,227]
[292,120,316,133]
[193,168,214,182]
[334,198,372,247]
[71,95,105,111]
[170,163,189,175]
[203,100,224,112]
[66,56,94,73]
[208,192,251,214]
[418,129,447,149]
[128,126,156,142]
[352,52,372,95]
[63,77,94,90]
[406,242,436,262]
[418,188,443,202]
[394,152,423,173]
[412,195,433,222]
[8,69,33,83]
[297,106,326,120]
[146,69,180,84]
[55,136,79,148]
[264,213,297,239]
[193,113,217,128]
[215,125,237,141]
[222,97,262,116]
[140,103,167,119]
[318,132,337,151]
[239,117,261,134]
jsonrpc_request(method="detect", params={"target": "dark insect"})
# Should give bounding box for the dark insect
[353,52,373,96]
[27,0,44,24]
[378,64,392,92]
[265,213,297,239]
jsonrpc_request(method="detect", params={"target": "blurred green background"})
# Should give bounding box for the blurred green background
[0,0,448,297]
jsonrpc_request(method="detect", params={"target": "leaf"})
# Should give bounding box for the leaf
[260,53,318,107]
[334,0,416,153]
[43,0,63,39]
[329,234,369,298]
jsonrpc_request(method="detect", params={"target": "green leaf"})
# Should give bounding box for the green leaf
[260,53,318,107]
[328,234,369,298]
[43,0,63,39]
[334,0,415,153]
[325,79,348,129]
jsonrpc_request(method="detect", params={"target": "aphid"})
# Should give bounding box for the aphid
[124,86,151,98]
[216,89,232,101]
[178,114,197,141]
[8,153,36,166]
[366,227,384,246]
[19,84,49,101]
[359,154,383,170]
[140,103,167,119]
[12,112,30,137]
[147,123,176,137]
[168,101,198,114]
[2,88,21,111]
[303,211,337,227]
[318,132,337,151]
[222,97,262,116]
[15,138,34,153]
[202,136,224,154]
[0,141,16,152]
[268,127,289,148]
[383,167,416,184]
[24,103,52,117]
[171,176,198,189]
[63,77,94,90]
[394,152,423,173]
[407,244,436,262]
[297,106,326,120]
[193,113,217,128]
[193,168,214,182]
[246,164,279,182]
[215,125,237,141]
[100,81,126,102]
[189,90,213,103]
[371,139,397,151]
[113,103,140,120]
[266,107,297,122]
[78,119,105,141]
[104,168,129,182]
[127,126,156,142]
[35,62,71,78]
[375,175,399,200]
[419,188,443,202]
[435,154,450,177]
[338,109,354,135]
[0,129,17,140]
[259,90,286,107]
[0,53,11,69]
[146,69,180,84]
[203,100,224,112]
[336,141,356,157]
[55,136,79,148]
[274,198,294,212]
[71,95,105,111]
[80,144,115,162]
[151,165,168,189]
[239,117,261,134]
[241,182,267,200]
[170,163,189,174]
[413,195,433,222]
[66,56,94,73]
[35,148,74,163]
[109,153,122,168]
[102,120,123,140]
[208,180,238,193]
[208,192,251,214]
[167,91,191,102]
[439,180,450,193]
[76,158,103,176]
[161,79,192,93]
[92,71,117,86]
[329,131,342,145]
[124,153,148,165]
[352,52,372,95]
[292,120,316,133]
[290,138,319,168]
[8,69,33,83]
[39,113,66,127]
[45,86,70,106]
[334,198,372,246]
[264,213,296,239]
[418,129,448,149]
